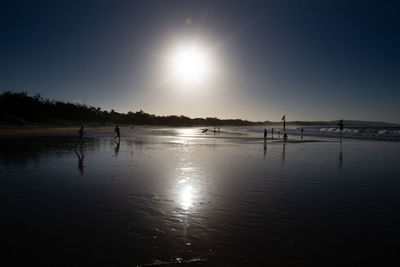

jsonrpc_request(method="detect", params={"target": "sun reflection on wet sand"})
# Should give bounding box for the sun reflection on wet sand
[170,128,201,145]
[176,128,197,137]
[174,164,202,212]
[180,185,193,210]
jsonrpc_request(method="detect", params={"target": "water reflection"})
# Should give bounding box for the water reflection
[180,185,194,210]
[173,164,202,213]
[282,141,286,164]
[74,149,85,175]
[263,142,267,158]
[176,128,197,137]
[338,146,343,169]
[114,140,120,157]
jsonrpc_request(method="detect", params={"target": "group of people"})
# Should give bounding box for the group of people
[262,119,344,142]
[75,125,121,148]
[263,127,305,142]
[74,125,122,174]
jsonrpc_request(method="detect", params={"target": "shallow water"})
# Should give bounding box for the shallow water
[1,127,400,266]
[228,125,400,141]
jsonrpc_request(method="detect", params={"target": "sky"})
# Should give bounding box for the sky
[1,0,399,123]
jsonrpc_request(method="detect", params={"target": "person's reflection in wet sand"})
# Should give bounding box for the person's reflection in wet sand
[263,142,267,158]
[114,140,120,157]
[338,146,343,169]
[74,149,84,175]
[282,141,286,165]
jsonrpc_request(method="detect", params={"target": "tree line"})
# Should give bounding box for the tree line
[0,91,263,126]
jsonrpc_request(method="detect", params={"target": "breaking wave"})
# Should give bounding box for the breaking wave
[226,126,400,141]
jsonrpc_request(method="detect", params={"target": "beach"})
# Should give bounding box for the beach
[1,127,399,266]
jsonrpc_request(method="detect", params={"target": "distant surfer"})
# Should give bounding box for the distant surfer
[114,125,120,141]
[264,128,267,142]
[75,125,85,148]
[271,128,274,139]
[301,128,304,140]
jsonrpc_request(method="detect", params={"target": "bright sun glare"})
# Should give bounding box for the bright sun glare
[171,46,208,82]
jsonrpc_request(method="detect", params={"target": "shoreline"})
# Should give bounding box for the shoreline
[0,124,398,142]
[0,125,223,138]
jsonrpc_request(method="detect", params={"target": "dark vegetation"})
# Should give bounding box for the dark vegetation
[2,91,397,127]
[0,91,261,126]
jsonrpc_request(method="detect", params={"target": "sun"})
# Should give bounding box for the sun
[171,46,208,82]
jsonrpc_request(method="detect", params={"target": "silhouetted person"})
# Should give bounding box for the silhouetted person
[271,128,274,139]
[74,148,84,175]
[282,114,287,141]
[114,125,120,141]
[264,128,267,142]
[301,128,304,140]
[337,119,344,131]
[337,119,344,143]
[76,125,85,148]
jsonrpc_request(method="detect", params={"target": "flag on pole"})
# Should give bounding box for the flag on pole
[281,115,285,121]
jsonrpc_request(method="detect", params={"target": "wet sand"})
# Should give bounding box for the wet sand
[1,127,399,266]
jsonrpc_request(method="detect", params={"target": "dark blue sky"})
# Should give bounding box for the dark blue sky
[1,0,399,122]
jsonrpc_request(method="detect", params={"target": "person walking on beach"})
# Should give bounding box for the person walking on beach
[114,125,120,141]
[301,128,304,140]
[271,128,274,139]
[264,128,267,142]
[76,125,85,148]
